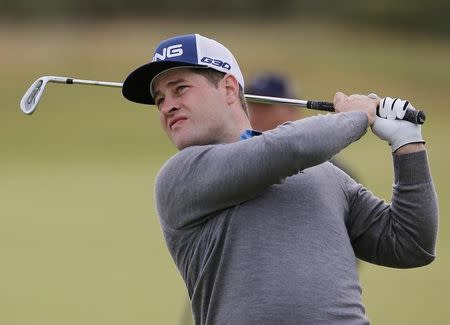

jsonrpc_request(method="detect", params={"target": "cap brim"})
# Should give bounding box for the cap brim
[122,61,205,105]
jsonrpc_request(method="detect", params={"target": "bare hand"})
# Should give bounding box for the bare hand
[333,92,379,126]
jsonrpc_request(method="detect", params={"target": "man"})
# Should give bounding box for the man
[122,34,438,325]
[246,72,359,178]
[246,72,300,132]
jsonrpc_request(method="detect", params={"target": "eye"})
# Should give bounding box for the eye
[176,85,188,96]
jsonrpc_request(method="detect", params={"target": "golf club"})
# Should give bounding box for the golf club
[20,75,426,124]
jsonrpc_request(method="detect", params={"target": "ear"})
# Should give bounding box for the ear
[223,74,240,105]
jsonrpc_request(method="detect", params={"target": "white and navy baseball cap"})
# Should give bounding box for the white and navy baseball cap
[122,34,244,105]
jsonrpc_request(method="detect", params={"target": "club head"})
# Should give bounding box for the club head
[20,77,51,115]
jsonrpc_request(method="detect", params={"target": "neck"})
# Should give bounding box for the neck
[229,106,252,141]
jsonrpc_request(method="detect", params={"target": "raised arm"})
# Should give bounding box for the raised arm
[345,149,438,267]
[156,111,368,229]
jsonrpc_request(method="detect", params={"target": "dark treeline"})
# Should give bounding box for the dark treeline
[2,0,449,37]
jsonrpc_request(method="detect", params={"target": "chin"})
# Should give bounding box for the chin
[173,137,195,150]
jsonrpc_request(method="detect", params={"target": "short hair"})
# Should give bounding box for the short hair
[190,68,248,115]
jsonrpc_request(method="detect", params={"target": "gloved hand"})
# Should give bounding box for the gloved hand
[372,117,424,152]
[369,94,424,152]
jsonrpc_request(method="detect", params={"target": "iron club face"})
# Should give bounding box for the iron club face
[20,77,49,115]
[20,76,71,115]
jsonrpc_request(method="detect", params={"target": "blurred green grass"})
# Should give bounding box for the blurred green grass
[1,19,449,324]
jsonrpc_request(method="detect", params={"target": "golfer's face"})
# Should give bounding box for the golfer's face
[152,69,228,150]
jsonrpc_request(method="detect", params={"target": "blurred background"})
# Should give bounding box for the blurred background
[1,1,449,324]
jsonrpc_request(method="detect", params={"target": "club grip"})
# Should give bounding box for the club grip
[306,101,335,112]
[307,101,425,125]
[403,108,426,125]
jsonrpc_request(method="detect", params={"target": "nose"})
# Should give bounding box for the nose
[159,95,180,115]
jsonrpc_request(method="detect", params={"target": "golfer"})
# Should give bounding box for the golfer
[122,34,438,325]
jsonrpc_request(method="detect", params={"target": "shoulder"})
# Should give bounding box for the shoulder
[156,144,217,185]
[329,157,360,182]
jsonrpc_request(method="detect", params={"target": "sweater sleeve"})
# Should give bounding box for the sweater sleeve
[156,111,368,230]
[346,150,438,268]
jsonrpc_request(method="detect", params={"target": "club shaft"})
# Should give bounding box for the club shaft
[49,77,123,88]
[57,78,315,105]
[49,80,319,108]
[42,77,426,124]
[245,94,309,107]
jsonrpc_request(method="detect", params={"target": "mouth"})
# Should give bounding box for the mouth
[169,116,188,130]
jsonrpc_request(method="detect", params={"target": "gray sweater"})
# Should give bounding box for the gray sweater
[155,112,438,325]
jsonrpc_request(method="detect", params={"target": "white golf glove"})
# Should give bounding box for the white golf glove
[377,96,411,120]
[372,118,424,151]
[371,96,424,151]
